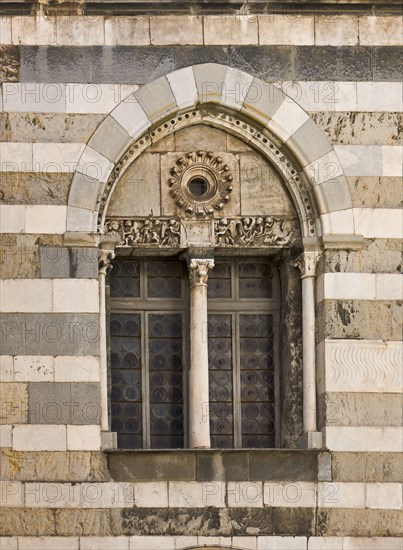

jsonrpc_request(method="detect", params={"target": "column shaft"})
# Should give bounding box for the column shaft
[301,274,317,433]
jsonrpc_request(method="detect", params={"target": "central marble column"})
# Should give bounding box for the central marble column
[187,258,215,449]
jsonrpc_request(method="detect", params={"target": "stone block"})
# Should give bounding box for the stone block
[174,537,199,549]
[359,16,403,45]
[111,96,151,138]
[129,536,175,549]
[53,279,99,313]
[294,46,372,81]
[25,482,81,508]
[315,16,358,46]
[54,356,100,383]
[269,98,311,142]
[136,76,178,122]
[0,279,53,313]
[11,16,56,46]
[28,382,71,423]
[260,15,314,45]
[25,205,67,234]
[67,425,101,451]
[366,482,402,510]
[75,146,113,184]
[81,537,129,550]
[308,537,342,549]
[286,119,333,167]
[40,247,98,279]
[104,17,150,46]
[88,115,131,163]
[0,205,26,233]
[356,82,403,112]
[0,425,12,447]
[164,67,197,111]
[151,16,203,45]
[204,15,258,45]
[56,16,104,46]
[193,62,228,103]
[19,46,91,83]
[0,18,12,44]
[70,383,100,424]
[324,426,402,452]
[196,451,248,481]
[67,173,101,212]
[242,78,284,126]
[227,481,263,507]
[14,355,54,382]
[354,208,402,239]
[0,383,27,423]
[0,313,100,356]
[0,481,24,507]
[66,207,98,233]
[0,143,33,172]
[0,46,19,83]
[2,82,66,113]
[343,538,403,550]
[168,481,225,507]
[33,143,85,173]
[381,146,402,177]
[18,537,79,550]
[175,125,227,152]
[347,175,403,209]
[107,153,161,217]
[373,46,402,81]
[13,424,66,451]
[221,67,254,110]
[135,482,168,507]
[305,151,344,186]
[0,356,13,382]
[231,536,256,549]
[264,482,316,508]
[173,45,229,71]
[0,234,41,279]
[249,451,318,482]
[0,172,72,206]
[318,481,365,508]
[257,537,307,549]
[333,145,382,177]
[316,508,401,537]
[65,84,138,115]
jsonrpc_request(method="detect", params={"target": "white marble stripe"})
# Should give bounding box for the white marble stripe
[353,208,403,239]
[0,279,99,313]
[2,82,402,113]
[324,426,402,452]
[0,15,401,46]
[316,273,402,302]
[0,355,100,382]
[334,145,402,177]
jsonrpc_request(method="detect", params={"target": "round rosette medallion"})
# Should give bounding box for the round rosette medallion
[168,150,233,216]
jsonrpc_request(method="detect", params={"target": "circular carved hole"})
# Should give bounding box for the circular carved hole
[188,176,209,198]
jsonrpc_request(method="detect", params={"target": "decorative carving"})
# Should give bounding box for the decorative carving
[215,217,297,247]
[293,250,320,278]
[104,218,181,247]
[168,150,233,216]
[99,249,115,276]
[188,259,215,287]
[329,341,401,391]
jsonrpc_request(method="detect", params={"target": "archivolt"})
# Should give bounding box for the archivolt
[67,64,354,237]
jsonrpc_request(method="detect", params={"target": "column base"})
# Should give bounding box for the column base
[101,431,117,450]
[297,431,323,449]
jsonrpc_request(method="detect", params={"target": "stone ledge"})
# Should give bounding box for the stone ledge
[106,449,326,482]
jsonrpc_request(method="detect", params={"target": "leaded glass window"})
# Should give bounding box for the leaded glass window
[109,256,279,449]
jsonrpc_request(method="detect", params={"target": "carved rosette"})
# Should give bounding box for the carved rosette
[215,217,297,247]
[188,259,215,287]
[168,150,233,216]
[104,217,181,247]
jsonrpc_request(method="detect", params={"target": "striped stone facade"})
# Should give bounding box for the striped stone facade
[0,3,402,549]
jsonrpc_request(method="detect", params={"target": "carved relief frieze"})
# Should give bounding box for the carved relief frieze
[104,217,181,247]
[215,217,297,247]
[168,150,234,216]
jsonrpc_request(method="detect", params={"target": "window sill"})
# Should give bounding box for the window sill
[106,448,330,482]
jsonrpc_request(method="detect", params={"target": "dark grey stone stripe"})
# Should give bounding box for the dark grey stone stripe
[16,46,403,84]
[40,247,99,279]
[28,382,100,424]
[0,313,100,355]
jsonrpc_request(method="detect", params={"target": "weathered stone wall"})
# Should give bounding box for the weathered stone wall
[0,5,401,549]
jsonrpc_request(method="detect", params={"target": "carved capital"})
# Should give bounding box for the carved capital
[293,250,320,279]
[188,259,215,287]
[99,248,115,277]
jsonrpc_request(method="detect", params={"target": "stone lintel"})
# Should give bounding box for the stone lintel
[321,233,365,250]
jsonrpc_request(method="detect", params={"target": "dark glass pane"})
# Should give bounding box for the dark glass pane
[208,314,234,448]
[148,314,184,449]
[238,260,273,299]
[110,313,142,449]
[240,314,275,449]
[147,260,183,298]
[208,261,231,299]
[110,260,140,298]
